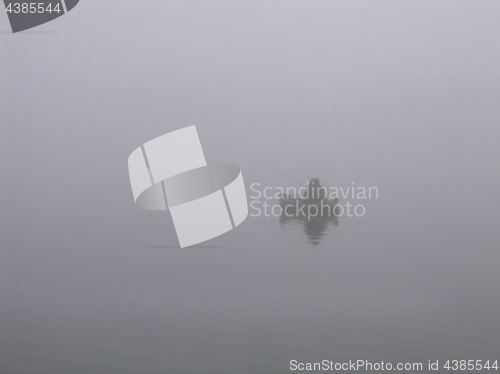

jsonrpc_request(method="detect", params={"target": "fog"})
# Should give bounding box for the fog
[1,1,500,373]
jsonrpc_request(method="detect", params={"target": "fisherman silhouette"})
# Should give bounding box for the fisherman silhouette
[302,178,326,201]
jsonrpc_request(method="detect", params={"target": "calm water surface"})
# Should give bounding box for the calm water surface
[1,1,500,373]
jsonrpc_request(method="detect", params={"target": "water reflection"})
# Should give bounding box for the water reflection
[279,209,339,246]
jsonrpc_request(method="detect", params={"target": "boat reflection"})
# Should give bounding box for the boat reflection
[279,207,339,246]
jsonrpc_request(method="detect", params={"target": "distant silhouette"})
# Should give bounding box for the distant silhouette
[302,178,327,201]
[278,177,339,247]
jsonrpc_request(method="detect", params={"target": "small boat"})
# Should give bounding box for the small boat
[278,193,339,218]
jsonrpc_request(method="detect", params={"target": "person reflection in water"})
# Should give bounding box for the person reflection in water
[279,210,338,247]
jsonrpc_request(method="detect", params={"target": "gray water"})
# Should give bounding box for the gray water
[1,1,500,373]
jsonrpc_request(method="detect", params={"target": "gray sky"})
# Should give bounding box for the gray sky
[1,1,500,373]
